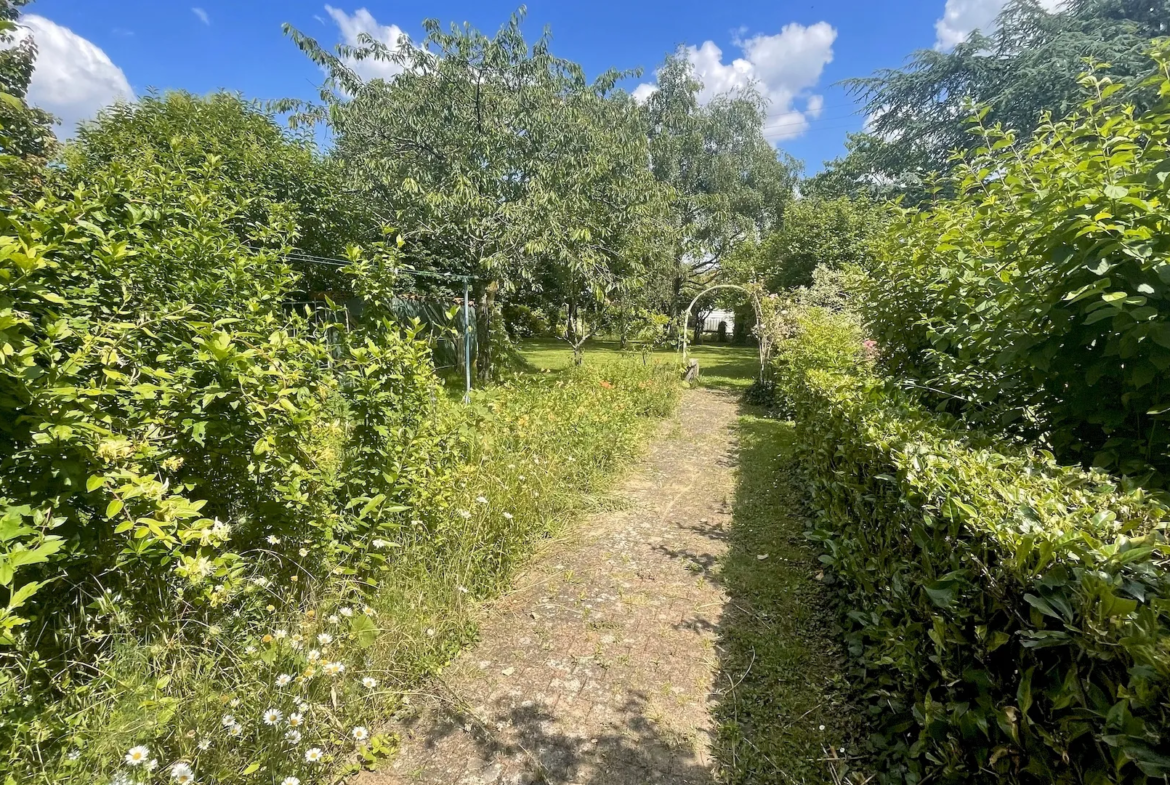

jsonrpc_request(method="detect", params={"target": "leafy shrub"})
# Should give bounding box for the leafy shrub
[863,43,1170,482]
[780,308,1170,784]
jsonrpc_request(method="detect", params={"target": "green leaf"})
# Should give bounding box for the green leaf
[1104,184,1129,199]
[106,499,124,519]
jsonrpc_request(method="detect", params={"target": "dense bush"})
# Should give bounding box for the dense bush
[778,309,1170,783]
[864,43,1170,483]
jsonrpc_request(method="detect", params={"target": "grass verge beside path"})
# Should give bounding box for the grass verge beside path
[715,411,865,784]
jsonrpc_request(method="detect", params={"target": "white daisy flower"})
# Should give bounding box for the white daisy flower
[475,496,488,504]
[276,674,292,687]
[307,649,321,663]
[362,605,376,616]
[221,715,236,728]
[327,615,339,624]
[266,535,281,545]
[245,645,257,655]
[273,629,288,639]
[458,510,471,520]
[145,759,159,772]
[228,723,243,737]
[288,712,304,727]
[229,698,241,708]
[299,547,309,557]
[502,512,513,520]
[317,633,333,645]
[282,778,301,785]
[352,726,369,742]
[112,774,133,785]
[284,729,302,744]
[197,738,211,751]
[323,661,345,676]
[305,748,324,763]
[170,762,195,784]
[339,606,353,617]
[263,708,283,726]
[362,676,378,689]
[372,538,387,548]
[125,746,150,767]
[426,628,435,637]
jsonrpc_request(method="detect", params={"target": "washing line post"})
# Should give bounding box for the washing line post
[463,276,472,403]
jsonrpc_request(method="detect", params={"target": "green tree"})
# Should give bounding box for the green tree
[641,53,799,325]
[727,195,884,291]
[825,0,1170,200]
[285,10,674,379]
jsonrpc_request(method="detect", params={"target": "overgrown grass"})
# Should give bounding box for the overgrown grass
[714,411,864,784]
[11,359,679,785]
[517,338,759,390]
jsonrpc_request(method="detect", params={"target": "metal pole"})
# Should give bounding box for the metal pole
[463,277,472,403]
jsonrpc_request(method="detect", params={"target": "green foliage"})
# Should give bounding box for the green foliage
[824,0,1170,201]
[780,307,1170,784]
[284,10,675,381]
[642,53,799,317]
[728,197,885,291]
[863,44,1170,482]
[0,0,56,176]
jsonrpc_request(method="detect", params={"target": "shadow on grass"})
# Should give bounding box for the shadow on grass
[710,410,867,784]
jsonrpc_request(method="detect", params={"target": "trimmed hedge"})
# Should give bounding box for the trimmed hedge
[782,311,1170,783]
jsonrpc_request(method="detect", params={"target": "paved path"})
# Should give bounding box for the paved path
[364,388,738,785]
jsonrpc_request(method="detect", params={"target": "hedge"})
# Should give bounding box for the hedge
[782,311,1170,783]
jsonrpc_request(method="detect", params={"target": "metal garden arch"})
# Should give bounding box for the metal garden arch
[679,284,769,381]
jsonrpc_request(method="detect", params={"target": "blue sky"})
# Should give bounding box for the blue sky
[20,0,1012,173]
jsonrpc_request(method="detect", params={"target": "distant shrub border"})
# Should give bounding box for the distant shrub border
[781,310,1170,784]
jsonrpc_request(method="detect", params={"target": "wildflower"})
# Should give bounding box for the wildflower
[229,698,241,708]
[352,726,369,742]
[362,605,375,617]
[263,708,283,726]
[66,749,80,761]
[284,729,302,744]
[476,496,488,504]
[245,645,257,655]
[372,538,387,549]
[171,762,195,784]
[296,702,309,713]
[288,712,304,727]
[125,746,151,766]
[339,606,353,618]
[282,778,301,785]
[112,774,133,785]
[323,661,345,676]
[207,624,221,637]
[502,512,513,520]
[457,586,468,594]
[519,475,526,481]
[362,676,378,689]
[305,748,324,763]
[819,724,826,731]
[426,628,435,637]
[533,491,540,498]
[266,535,281,545]
[228,723,243,737]
[274,629,289,640]
[197,738,212,751]
[458,510,471,520]
[145,759,159,772]
[276,674,292,687]
[299,547,309,557]
[327,615,339,624]
[307,649,321,663]
[317,632,333,645]
[290,635,305,650]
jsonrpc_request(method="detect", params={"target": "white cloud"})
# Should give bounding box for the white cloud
[631,83,657,104]
[325,6,407,83]
[192,7,210,26]
[15,15,134,138]
[633,22,837,142]
[934,0,1063,50]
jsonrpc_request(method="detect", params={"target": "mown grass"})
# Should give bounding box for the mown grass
[517,338,759,391]
[714,412,865,784]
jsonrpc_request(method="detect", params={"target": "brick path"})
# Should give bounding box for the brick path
[363,388,738,785]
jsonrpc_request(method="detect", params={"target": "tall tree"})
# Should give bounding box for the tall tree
[285,10,673,379]
[641,53,798,325]
[814,0,1170,201]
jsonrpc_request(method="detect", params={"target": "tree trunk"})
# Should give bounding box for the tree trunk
[475,279,498,383]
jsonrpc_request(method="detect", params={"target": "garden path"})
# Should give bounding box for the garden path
[361,387,738,785]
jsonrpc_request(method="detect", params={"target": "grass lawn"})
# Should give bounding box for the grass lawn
[714,413,865,784]
[517,338,761,390]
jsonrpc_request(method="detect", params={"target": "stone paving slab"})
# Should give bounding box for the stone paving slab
[358,388,739,785]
